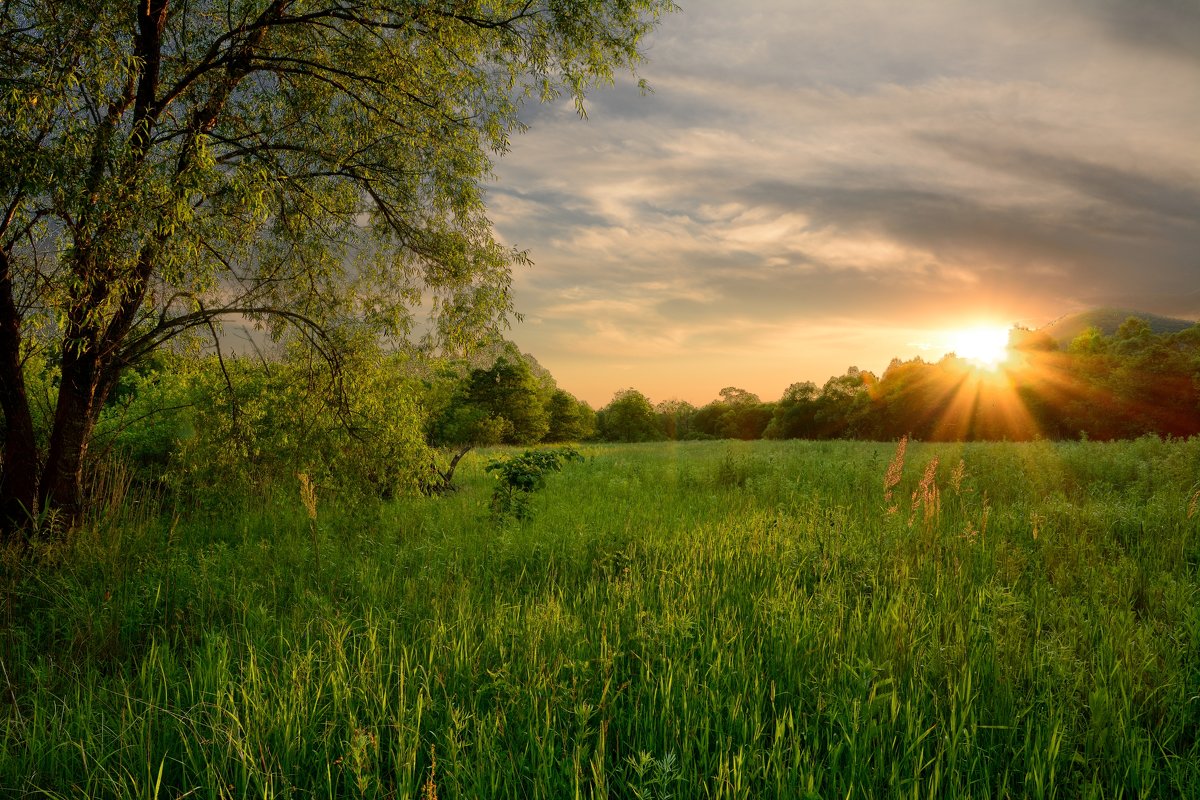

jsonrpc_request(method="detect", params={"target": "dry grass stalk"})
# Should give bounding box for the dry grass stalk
[950,459,966,495]
[421,745,438,800]
[884,435,908,514]
[298,472,321,574]
[910,456,940,527]
[298,472,318,520]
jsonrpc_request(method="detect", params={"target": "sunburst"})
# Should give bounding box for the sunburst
[946,326,1011,370]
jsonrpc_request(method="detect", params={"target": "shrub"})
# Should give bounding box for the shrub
[99,340,435,509]
[485,447,582,520]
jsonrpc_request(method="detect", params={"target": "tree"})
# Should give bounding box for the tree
[688,388,771,440]
[465,357,550,445]
[1113,316,1153,356]
[544,389,595,442]
[689,401,727,439]
[712,388,771,440]
[720,402,773,440]
[814,367,873,438]
[598,388,663,442]
[442,356,550,445]
[718,387,759,407]
[1068,327,1108,355]
[0,0,674,533]
[654,398,695,440]
[763,381,818,439]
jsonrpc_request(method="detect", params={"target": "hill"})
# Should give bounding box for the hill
[1039,308,1197,347]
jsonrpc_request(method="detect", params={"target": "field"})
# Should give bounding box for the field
[3,438,1199,798]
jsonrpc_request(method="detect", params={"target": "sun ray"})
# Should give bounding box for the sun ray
[932,372,1026,441]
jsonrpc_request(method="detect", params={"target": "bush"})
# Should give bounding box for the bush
[485,447,582,520]
[99,340,436,509]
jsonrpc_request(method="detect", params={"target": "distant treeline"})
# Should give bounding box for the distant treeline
[584,318,1200,443]
[26,317,1196,509]
[422,317,1200,446]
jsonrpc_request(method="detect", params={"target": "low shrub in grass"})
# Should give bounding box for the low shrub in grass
[485,446,582,520]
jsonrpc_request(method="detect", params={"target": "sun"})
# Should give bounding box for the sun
[946,325,1011,370]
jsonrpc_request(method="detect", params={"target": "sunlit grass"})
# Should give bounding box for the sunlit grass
[2,438,1198,797]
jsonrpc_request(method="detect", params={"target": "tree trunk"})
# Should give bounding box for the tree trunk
[38,348,107,529]
[0,379,38,537]
[0,252,38,538]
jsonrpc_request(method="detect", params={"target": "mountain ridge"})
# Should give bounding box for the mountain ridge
[1038,308,1197,347]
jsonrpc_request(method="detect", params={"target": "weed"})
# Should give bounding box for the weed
[712,449,754,489]
[421,745,438,800]
[909,455,940,528]
[298,472,321,574]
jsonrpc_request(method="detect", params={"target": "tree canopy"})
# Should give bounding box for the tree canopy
[0,0,675,531]
[597,388,662,442]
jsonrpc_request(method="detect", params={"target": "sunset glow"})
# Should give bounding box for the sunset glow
[945,326,1011,370]
[492,0,1199,406]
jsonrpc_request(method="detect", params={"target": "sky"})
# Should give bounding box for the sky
[488,0,1200,408]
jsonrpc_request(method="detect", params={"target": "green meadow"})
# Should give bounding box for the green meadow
[3,438,1198,798]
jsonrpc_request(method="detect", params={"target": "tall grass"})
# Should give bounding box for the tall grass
[2,438,1198,798]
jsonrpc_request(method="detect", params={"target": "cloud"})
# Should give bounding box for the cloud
[1084,0,1200,64]
[489,0,1200,404]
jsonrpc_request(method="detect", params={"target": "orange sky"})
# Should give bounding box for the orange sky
[488,0,1200,408]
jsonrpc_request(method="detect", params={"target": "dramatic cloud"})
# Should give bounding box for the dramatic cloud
[490,0,1200,406]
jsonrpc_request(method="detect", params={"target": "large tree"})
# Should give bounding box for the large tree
[598,387,661,442]
[461,356,550,445]
[0,0,673,533]
[545,388,595,442]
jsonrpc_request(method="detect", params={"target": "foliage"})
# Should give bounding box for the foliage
[684,321,1200,444]
[484,445,581,520]
[763,381,818,439]
[598,388,665,442]
[1043,307,1195,347]
[689,388,774,441]
[0,0,676,529]
[430,353,586,447]
[95,340,435,509]
[654,398,696,440]
[545,389,597,442]
[3,438,1199,797]
[431,402,513,449]
[462,357,551,445]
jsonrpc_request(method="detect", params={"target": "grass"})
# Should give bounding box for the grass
[2,438,1198,798]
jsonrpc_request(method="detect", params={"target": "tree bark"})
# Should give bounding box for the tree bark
[0,250,38,537]
[38,345,110,528]
[427,446,472,494]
